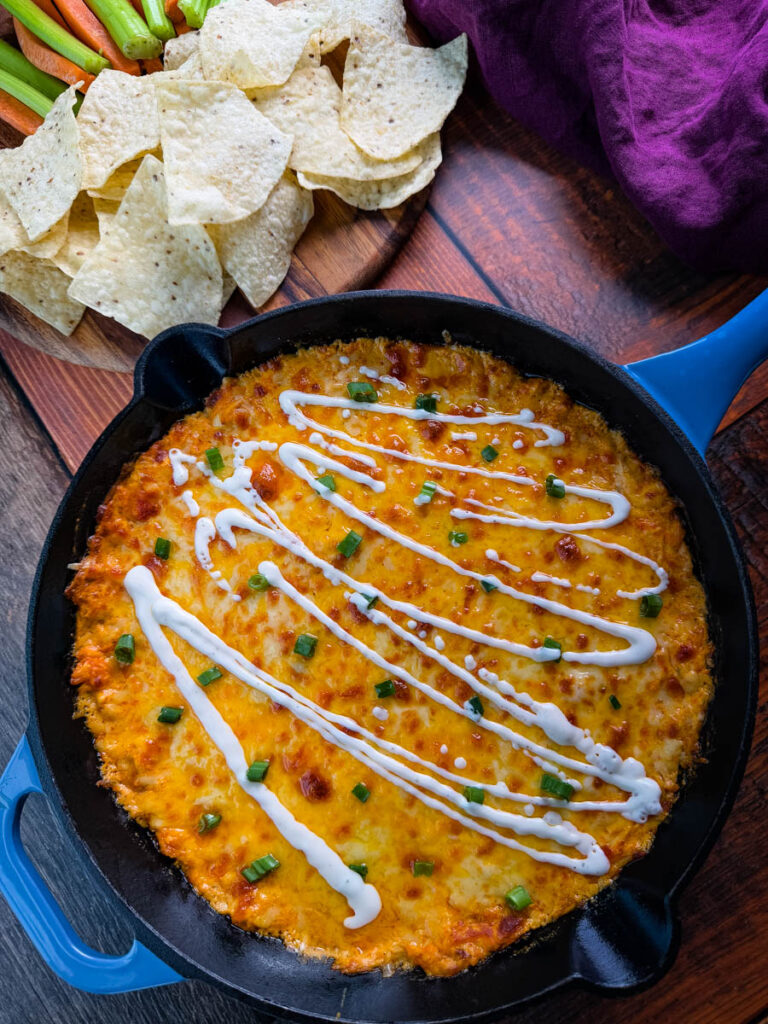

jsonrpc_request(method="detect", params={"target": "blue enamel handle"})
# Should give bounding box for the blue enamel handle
[0,735,183,994]
[626,289,768,454]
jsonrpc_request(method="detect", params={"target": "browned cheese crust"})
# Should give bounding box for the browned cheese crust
[68,338,713,976]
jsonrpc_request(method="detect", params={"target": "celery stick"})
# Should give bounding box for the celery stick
[141,0,175,41]
[177,0,219,30]
[82,0,163,59]
[0,66,54,117]
[0,38,67,100]
[0,0,110,74]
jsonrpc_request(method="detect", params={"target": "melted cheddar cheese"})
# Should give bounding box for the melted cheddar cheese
[69,338,713,976]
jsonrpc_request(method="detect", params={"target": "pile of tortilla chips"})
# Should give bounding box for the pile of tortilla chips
[0,0,466,340]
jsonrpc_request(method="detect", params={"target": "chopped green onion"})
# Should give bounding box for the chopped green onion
[0,0,110,74]
[114,633,135,664]
[463,786,485,805]
[154,537,171,560]
[412,860,434,877]
[351,782,370,803]
[177,0,221,28]
[467,695,484,717]
[158,706,183,724]
[316,473,336,492]
[139,0,175,41]
[198,812,221,834]
[609,694,622,710]
[197,666,222,687]
[241,853,279,882]
[248,572,270,591]
[543,636,562,662]
[0,40,67,102]
[348,862,368,878]
[375,679,396,698]
[640,594,663,618]
[246,759,270,782]
[416,480,437,503]
[481,579,497,593]
[541,773,575,801]
[293,633,318,658]
[505,885,532,910]
[80,0,162,58]
[481,444,498,463]
[545,474,566,499]
[337,530,362,558]
[363,593,379,609]
[205,446,224,473]
[347,381,378,403]
[449,530,468,546]
[414,394,437,413]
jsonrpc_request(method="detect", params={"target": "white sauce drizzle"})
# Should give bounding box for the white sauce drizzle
[531,571,600,596]
[169,448,196,486]
[180,490,199,517]
[451,431,477,441]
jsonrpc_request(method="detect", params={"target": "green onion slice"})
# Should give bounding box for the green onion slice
[543,636,562,662]
[375,679,396,698]
[640,594,663,618]
[481,579,497,593]
[481,444,498,463]
[545,474,566,498]
[294,633,318,658]
[248,572,270,591]
[505,884,532,910]
[337,530,362,558]
[347,381,378,403]
[463,785,485,805]
[541,773,575,801]
[348,862,368,878]
[412,860,434,877]
[198,812,222,834]
[363,593,379,609]
[197,666,222,687]
[154,537,171,560]
[241,853,279,883]
[414,394,437,413]
[609,694,622,710]
[316,473,336,492]
[246,759,270,782]
[205,446,224,473]
[416,480,437,503]
[351,782,370,803]
[114,633,135,664]
[158,706,183,724]
[449,530,468,546]
[467,695,484,717]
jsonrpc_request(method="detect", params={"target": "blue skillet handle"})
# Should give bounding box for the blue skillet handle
[0,735,183,995]
[626,289,768,454]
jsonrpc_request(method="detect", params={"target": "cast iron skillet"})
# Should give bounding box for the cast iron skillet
[1,290,766,1022]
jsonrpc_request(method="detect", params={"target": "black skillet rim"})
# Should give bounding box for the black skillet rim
[23,291,759,1023]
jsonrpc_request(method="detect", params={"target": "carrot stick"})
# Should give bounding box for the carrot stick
[164,0,182,22]
[14,17,95,90]
[32,0,67,27]
[0,86,44,133]
[128,0,142,15]
[139,55,161,72]
[52,0,141,73]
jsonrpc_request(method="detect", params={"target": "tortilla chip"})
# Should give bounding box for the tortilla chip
[340,27,467,159]
[0,250,85,335]
[312,0,407,53]
[92,197,120,234]
[208,172,313,308]
[0,88,81,241]
[163,30,200,69]
[156,79,292,225]
[78,71,160,190]
[52,194,101,277]
[68,154,222,338]
[157,50,206,81]
[252,65,421,180]
[200,0,325,89]
[296,131,441,209]
[86,155,150,202]
[0,190,28,257]
[19,214,71,260]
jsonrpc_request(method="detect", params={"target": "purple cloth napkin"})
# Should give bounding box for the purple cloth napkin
[408,0,768,273]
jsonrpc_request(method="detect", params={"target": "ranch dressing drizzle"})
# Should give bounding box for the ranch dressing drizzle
[279,390,566,447]
[531,571,600,595]
[169,448,196,486]
[212,511,660,820]
[278,442,656,667]
[124,566,381,929]
[455,487,631,532]
[125,566,609,875]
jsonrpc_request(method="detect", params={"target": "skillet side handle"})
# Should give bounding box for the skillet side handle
[0,735,183,995]
[133,323,232,412]
[626,289,768,455]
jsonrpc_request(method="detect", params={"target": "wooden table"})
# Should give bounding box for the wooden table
[1,59,766,1024]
